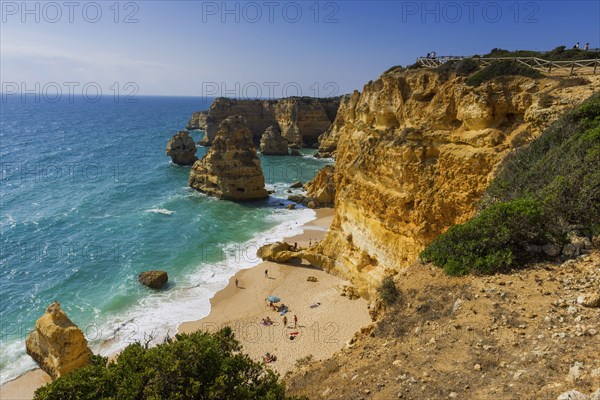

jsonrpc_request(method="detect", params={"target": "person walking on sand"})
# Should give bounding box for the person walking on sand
[235,278,239,288]
[264,269,268,278]
[283,315,288,327]
[294,314,298,328]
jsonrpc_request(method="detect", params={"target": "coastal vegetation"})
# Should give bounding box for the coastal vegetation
[421,93,600,275]
[34,328,302,400]
[465,60,543,86]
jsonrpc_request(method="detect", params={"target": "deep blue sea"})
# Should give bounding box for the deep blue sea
[0,96,330,383]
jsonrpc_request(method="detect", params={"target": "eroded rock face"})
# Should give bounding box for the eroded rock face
[310,69,600,293]
[259,125,288,155]
[196,97,341,146]
[138,270,169,289]
[305,165,335,207]
[186,111,208,131]
[316,91,360,158]
[26,302,92,380]
[189,115,269,201]
[166,131,198,165]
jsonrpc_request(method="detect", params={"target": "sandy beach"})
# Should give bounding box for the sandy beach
[0,208,371,398]
[178,207,371,375]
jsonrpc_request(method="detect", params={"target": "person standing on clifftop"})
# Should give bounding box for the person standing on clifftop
[584,43,590,51]
[574,42,580,49]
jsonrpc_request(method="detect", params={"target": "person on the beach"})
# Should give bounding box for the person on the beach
[264,269,268,278]
[294,242,298,250]
[294,314,298,328]
[283,315,288,327]
[235,278,239,288]
[309,239,312,246]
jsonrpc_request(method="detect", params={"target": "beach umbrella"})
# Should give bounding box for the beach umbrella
[267,295,281,303]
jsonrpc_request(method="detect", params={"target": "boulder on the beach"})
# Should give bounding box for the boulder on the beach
[26,301,93,380]
[139,270,169,289]
[290,181,303,189]
[166,131,198,165]
[257,242,297,263]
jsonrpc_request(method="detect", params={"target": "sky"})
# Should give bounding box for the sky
[1,0,599,97]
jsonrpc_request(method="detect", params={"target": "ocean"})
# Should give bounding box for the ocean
[0,95,331,383]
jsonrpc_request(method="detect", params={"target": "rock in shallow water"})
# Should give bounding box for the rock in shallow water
[259,125,288,155]
[139,270,169,289]
[165,131,198,165]
[26,301,93,380]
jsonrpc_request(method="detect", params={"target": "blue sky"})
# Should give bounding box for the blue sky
[1,1,599,97]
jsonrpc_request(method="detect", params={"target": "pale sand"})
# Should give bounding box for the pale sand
[178,208,371,375]
[0,208,371,397]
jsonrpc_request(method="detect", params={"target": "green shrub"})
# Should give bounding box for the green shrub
[34,328,301,400]
[423,93,600,276]
[487,93,600,237]
[420,198,545,276]
[466,61,543,86]
[377,277,400,306]
[454,58,480,75]
[482,46,599,61]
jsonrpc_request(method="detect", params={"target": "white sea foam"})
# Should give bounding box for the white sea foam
[91,207,316,357]
[145,208,175,215]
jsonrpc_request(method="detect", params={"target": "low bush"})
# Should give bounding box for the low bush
[377,277,400,306]
[34,328,302,400]
[420,198,545,276]
[465,61,543,86]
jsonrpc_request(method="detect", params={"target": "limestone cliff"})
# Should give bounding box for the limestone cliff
[189,115,269,201]
[316,92,360,158]
[186,111,208,130]
[195,97,341,147]
[311,68,600,293]
[25,302,93,379]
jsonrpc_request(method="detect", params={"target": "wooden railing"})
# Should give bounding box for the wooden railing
[417,56,600,75]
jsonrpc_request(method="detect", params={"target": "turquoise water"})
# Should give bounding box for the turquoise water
[0,96,331,383]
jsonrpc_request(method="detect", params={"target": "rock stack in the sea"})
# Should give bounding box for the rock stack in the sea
[186,110,208,131]
[165,131,198,165]
[287,165,335,208]
[25,301,93,380]
[139,270,169,289]
[189,115,269,201]
[259,125,288,155]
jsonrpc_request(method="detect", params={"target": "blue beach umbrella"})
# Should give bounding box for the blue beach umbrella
[267,295,281,303]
